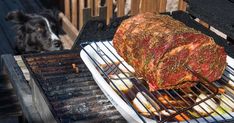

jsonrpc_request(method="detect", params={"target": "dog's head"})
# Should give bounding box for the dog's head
[6,10,63,54]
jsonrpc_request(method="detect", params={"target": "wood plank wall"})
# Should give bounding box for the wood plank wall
[55,0,227,49]
[59,0,192,31]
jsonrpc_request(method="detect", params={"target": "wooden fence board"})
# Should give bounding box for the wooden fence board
[106,0,113,24]
[79,0,85,30]
[65,0,71,20]
[71,0,78,28]
[157,0,167,13]
[94,0,100,16]
[178,0,187,11]
[117,0,125,17]
[131,0,140,15]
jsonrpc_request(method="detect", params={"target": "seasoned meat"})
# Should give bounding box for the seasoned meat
[113,12,227,91]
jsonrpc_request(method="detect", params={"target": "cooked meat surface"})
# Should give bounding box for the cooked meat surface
[113,12,227,91]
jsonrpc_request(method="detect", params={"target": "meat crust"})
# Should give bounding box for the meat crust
[113,12,227,91]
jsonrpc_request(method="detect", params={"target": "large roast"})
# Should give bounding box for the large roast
[113,12,227,91]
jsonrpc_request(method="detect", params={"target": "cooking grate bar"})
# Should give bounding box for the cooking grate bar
[180,88,219,122]
[192,86,226,121]
[154,90,190,123]
[42,73,93,81]
[27,58,83,66]
[223,72,234,83]
[42,81,99,92]
[80,41,234,123]
[30,63,86,73]
[24,53,80,61]
[50,94,108,110]
[198,83,234,119]
[190,74,233,121]
[163,90,200,123]
[171,89,210,122]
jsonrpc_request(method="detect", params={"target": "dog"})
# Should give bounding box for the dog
[5,10,63,54]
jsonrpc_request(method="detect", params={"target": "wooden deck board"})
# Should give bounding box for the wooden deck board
[0,0,16,54]
[3,0,25,11]
[0,26,14,54]
[19,0,42,13]
[1,0,22,39]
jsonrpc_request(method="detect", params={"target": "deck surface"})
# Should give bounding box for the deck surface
[0,0,42,122]
[0,0,77,122]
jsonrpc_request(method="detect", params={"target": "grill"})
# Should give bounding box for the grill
[21,51,126,123]
[80,40,234,123]
[79,11,234,123]
[20,1,234,122]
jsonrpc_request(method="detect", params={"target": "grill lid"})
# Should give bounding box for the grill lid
[187,0,234,40]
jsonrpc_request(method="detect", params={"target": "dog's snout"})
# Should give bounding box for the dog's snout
[49,37,52,41]
[53,40,61,47]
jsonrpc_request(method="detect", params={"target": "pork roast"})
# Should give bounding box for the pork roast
[113,12,227,91]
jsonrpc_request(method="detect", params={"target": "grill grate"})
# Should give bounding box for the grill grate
[22,51,126,123]
[80,41,234,123]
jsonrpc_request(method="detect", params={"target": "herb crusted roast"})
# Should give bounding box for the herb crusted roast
[113,12,227,91]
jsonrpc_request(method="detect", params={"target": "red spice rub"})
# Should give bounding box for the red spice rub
[113,12,227,91]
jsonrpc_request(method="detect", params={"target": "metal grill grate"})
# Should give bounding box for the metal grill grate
[22,51,126,123]
[80,41,234,123]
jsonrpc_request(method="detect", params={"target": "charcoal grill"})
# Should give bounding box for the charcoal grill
[21,50,126,123]
[79,10,234,123]
[20,0,234,122]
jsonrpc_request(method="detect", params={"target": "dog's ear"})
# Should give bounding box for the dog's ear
[5,10,31,24]
[40,9,60,21]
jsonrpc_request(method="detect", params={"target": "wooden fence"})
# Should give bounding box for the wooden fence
[50,0,231,48]
[57,0,187,31]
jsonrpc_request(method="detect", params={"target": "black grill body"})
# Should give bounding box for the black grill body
[22,1,234,122]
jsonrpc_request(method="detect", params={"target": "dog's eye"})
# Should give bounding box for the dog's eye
[36,27,44,32]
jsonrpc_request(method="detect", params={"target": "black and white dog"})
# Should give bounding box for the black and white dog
[6,10,63,54]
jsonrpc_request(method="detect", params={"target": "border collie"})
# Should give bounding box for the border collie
[5,10,63,54]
